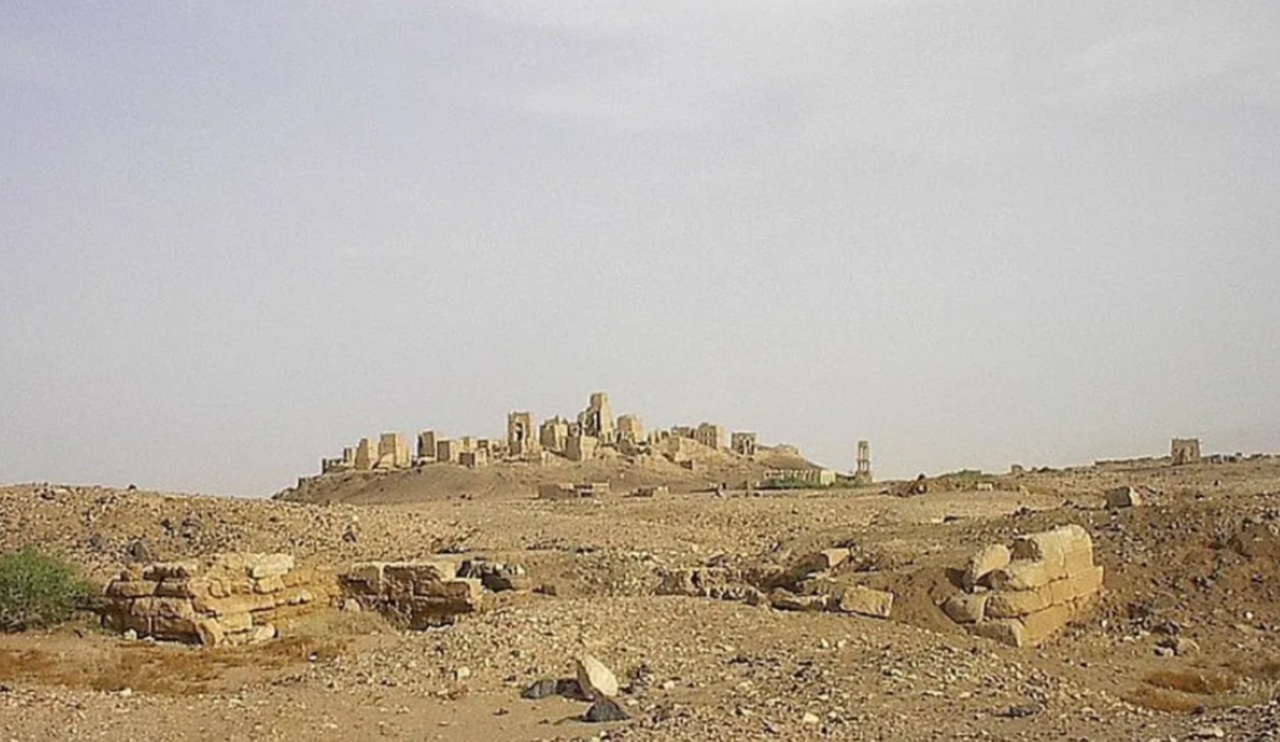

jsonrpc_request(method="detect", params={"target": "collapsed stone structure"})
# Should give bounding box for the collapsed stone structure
[763,468,838,487]
[340,558,528,628]
[854,440,872,484]
[731,432,757,457]
[100,553,336,646]
[942,525,1103,647]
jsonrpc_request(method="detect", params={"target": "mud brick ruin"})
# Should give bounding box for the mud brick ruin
[313,391,854,483]
[942,525,1104,647]
[101,553,337,647]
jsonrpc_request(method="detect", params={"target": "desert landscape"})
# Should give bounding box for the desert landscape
[3,418,1279,741]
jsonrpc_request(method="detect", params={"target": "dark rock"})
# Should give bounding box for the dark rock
[998,703,1042,719]
[127,538,152,563]
[520,679,559,700]
[88,534,108,552]
[584,698,631,723]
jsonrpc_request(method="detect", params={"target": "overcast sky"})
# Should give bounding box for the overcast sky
[3,2,1278,496]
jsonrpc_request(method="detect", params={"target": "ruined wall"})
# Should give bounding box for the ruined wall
[540,417,570,453]
[340,561,481,629]
[730,432,758,457]
[378,433,410,469]
[566,434,598,462]
[417,431,437,463]
[436,438,461,464]
[942,525,1103,648]
[507,411,537,457]
[100,554,337,646]
[1171,438,1202,466]
[616,415,644,444]
[354,437,376,470]
[693,423,725,450]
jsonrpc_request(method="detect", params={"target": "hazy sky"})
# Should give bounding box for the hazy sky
[3,2,1278,497]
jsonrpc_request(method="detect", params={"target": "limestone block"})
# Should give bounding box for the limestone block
[207,578,232,598]
[279,588,315,607]
[218,611,253,634]
[151,616,198,639]
[194,618,225,647]
[942,592,989,624]
[105,579,159,599]
[143,561,201,581]
[988,560,1052,591]
[248,624,276,643]
[342,563,386,594]
[969,619,1026,648]
[1105,486,1142,509]
[837,586,894,618]
[419,578,482,603]
[102,611,150,635]
[131,596,196,620]
[986,585,1054,618]
[769,589,828,612]
[154,579,216,599]
[1019,603,1074,646]
[282,567,317,588]
[808,548,850,573]
[193,593,275,617]
[384,562,457,591]
[252,576,286,594]
[1048,565,1105,605]
[1011,526,1092,579]
[248,554,295,579]
[964,544,1011,588]
[407,597,477,628]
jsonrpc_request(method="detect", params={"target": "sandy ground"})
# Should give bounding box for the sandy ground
[2,456,1280,740]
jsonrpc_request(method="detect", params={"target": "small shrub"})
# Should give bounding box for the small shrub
[0,548,91,632]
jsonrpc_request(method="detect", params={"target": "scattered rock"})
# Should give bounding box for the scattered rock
[520,678,560,700]
[584,697,630,723]
[575,654,619,699]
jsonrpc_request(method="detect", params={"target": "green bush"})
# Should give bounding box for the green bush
[0,548,91,632]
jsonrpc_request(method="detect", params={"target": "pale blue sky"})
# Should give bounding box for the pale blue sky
[3,2,1278,496]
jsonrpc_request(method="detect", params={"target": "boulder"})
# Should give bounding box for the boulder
[575,654,619,700]
[837,586,894,618]
[941,593,988,624]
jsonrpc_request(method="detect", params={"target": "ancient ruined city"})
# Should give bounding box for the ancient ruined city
[4,395,1280,740]
[6,5,1280,742]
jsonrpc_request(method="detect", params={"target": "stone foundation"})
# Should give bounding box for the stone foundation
[100,553,337,646]
[341,560,486,629]
[944,525,1104,647]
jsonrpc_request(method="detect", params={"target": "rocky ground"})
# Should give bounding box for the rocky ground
[2,456,1279,740]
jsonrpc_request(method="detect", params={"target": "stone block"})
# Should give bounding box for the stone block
[384,562,456,590]
[248,554,295,579]
[808,548,850,573]
[419,578,482,603]
[218,611,253,634]
[151,616,198,639]
[1011,526,1092,579]
[102,611,150,635]
[1105,486,1142,509]
[769,589,828,612]
[193,594,275,617]
[130,596,196,620]
[986,585,1054,618]
[1020,603,1074,646]
[143,561,201,581]
[969,619,1026,648]
[988,560,1052,591]
[964,544,1011,588]
[252,576,286,594]
[105,579,159,599]
[942,592,989,624]
[837,585,894,618]
[194,618,225,647]
[342,563,385,593]
[1048,565,1104,605]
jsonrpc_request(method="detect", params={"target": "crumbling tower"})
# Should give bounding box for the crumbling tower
[855,440,872,484]
[578,392,616,442]
[507,411,539,459]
